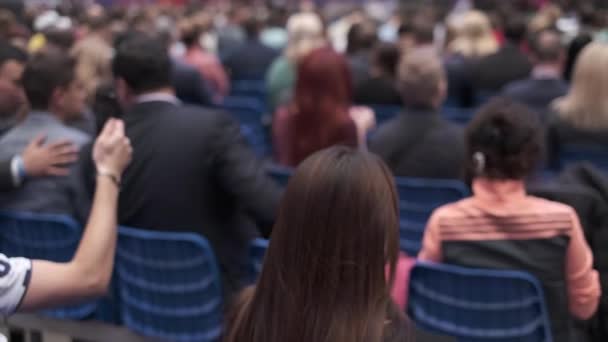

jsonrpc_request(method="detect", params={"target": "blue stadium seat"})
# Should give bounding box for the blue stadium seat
[368,104,401,126]
[443,106,474,125]
[267,165,293,186]
[559,144,608,171]
[395,178,469,256]
[248,238,269,283]
[408,261,553,342]
[116,226,223,342]
[0,211,98,319]
[231,80,267,100]
[221,96,270,157]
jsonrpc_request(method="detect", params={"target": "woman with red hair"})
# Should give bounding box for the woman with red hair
[273,46,375,167]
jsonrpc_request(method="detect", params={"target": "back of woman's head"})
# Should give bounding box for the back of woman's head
[466,98,543,181]
[554,42,608,130]
[226,146,400,342]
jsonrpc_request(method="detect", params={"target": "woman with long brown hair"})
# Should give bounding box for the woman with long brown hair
[225,146,410,342]
[273,46,375,167]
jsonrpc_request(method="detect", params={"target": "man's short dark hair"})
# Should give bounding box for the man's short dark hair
[22,48,76,110]
[0,40,27,67]
[531,29,563,63]
[504,16,528,44]
[346,20,378,55]
[374,42,400,76]
[112,32,171,94]
[243,16,261,39]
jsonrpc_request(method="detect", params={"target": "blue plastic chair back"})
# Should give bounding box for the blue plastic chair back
[0,211,98,319]
[231,80,266,100]
[369,104,401,126]
[116,226,223,342]
[248,238,269,283]
[395,178,469,256]
[559,144,608,171]
[408,261,553,342]
[443,106,474,125]
[221,96,269,157]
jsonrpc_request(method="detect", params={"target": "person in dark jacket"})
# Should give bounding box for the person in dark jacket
[370,49,465,180]
[94,32,281,295]
[354,42,402,106]
[502,28,568,117]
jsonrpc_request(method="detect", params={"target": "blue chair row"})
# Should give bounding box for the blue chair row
[246,243,554,342]
[0,212,223,342]
[264,167,470,256]
[231,80,266,100]
[408,261,553,342]
[0,211,99,320]
[220,96,270,157]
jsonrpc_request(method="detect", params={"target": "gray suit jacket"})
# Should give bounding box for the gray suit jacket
[0,112,91,222]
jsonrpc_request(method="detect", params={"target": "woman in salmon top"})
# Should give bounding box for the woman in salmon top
[419,98,600,342]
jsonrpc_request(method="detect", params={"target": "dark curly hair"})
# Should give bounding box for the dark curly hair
[465,98,544,180]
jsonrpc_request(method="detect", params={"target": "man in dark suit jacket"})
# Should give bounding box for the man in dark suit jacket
[107,32,281,294]
[472,17,532,93]
[223,17,278,80]
[370,49,465,180]
[502,29,568,116]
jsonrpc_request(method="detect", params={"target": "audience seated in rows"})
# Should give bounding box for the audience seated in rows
[179,13,230,102]
[502,28,568,116]
[370,49,465,180]
[266,12,325,110]
[273,46,374,167]
[0,49,90,221]
[547,42,608,164]
[223,16,278,80]
[226,147,411,342]
[419,98,600,342]
[80,32,281,296]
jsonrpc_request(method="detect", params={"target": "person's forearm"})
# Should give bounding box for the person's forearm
[70,176,119,292]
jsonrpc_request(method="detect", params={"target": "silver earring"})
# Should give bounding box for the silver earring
[473,151,486,175]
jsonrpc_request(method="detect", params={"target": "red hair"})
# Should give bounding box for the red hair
[289,46,356,164]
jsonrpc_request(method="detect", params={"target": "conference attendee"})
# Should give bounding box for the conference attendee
[369,49,465,180]
[547,43,608,164]
[346,19,378,87]
[180,14,229,102]
[444,10,498,107]
[265,12,325,110]
[223,16,279,80]
[0,49,90,221]
[71,13,113,104]
[273,47,375,167]
[502,29,568,115]
[225,147,411,342]
[471,16,532,93]
[354,43,401,106]
[0,40,27,87]
[106,32,280,295]
[419,98,600,342]
[0,118,131,314]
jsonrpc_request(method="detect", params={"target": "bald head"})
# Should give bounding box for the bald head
[532,29,564,64]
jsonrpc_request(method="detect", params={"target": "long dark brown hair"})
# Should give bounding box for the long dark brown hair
[225,146,403,342]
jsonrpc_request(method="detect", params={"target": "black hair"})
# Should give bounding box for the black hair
[0,40,27,67]
[412,15,435,45]
[373,42,400,76]
[242,16,261,39]
[112,31,171,94]
[21,48,76,110]
[346,19,378,55]
[564,32,593,81]
[503,16,528,44]
[466,98,544,180]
